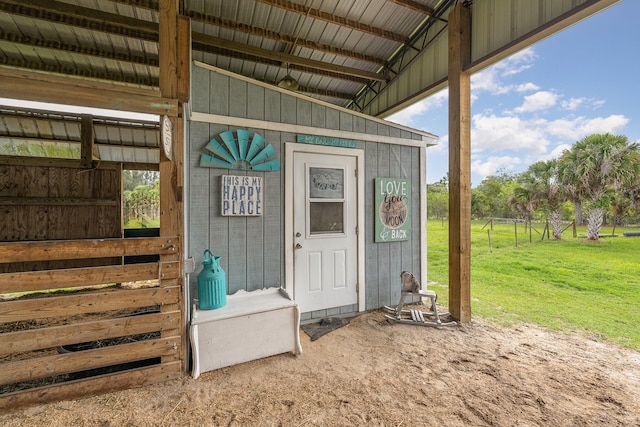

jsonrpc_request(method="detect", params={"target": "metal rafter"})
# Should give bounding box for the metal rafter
[254,0,408,43]
[385,0,435,15]
[349,0,455,112]
[192,41,372,86]
[108,0,387,66]
[192,32,386,82]
[0,30,159,67]
[0,0,385,88]
[0,0,158,41]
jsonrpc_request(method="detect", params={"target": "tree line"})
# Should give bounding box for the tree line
[123,170,160,227]
[427,133,640,241]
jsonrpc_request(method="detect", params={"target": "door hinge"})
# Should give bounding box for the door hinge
[355,225,358,235]
[355,168,358,178]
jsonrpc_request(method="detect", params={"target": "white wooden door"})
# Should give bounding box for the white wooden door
[293,151,358,313]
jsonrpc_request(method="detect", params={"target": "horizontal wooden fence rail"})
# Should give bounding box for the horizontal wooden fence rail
[0,236,183,411]
[0,236,179,263]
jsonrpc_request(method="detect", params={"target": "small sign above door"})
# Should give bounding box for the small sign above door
[375,177,411,242]
[297,134,357,148]
[221,175,263,216]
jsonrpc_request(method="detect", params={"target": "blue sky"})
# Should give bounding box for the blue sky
[387,0,639,187]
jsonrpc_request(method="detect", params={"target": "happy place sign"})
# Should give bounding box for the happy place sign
[221,175,263,216]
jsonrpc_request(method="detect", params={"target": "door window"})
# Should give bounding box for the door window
[308,167,345,235]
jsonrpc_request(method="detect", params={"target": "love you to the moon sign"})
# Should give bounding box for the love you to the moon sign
[375,178,411,242]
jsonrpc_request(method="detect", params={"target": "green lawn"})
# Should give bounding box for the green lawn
[427,220,640,350]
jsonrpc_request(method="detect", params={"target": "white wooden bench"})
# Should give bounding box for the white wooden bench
[190,287,302,379]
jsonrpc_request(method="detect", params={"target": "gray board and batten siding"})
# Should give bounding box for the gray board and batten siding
[186,61,435,320]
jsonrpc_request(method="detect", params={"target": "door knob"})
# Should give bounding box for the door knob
[295,243,302,249]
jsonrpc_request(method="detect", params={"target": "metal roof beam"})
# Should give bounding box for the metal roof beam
[192,32,386,82]
[0,31,159,67]
[385,0,435,15]
[105,0,387,66]
[255,0,407,43]
[0,0,158,41]
[185,10,386,66]
[193,42,371,86]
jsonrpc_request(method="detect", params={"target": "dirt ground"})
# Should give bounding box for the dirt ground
[1,308,639,427]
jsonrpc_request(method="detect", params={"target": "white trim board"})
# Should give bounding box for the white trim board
[192,60,438,146]
[190,111,432,148]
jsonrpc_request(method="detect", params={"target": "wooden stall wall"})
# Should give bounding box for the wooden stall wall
[0,158,182,410]
[187,64,425,316]
[0,160,122,272]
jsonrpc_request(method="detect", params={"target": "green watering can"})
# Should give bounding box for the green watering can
[197,249,226,310]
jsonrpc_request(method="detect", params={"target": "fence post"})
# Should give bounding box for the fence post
[488,229,492,253]
[573,220,577,238]
[514,220,518,247]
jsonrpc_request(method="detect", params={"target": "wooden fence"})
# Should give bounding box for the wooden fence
[0,236,182,410]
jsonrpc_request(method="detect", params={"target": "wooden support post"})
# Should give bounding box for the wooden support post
[448,4,471,323]
[158,0,185,369]
[80,115,94,168]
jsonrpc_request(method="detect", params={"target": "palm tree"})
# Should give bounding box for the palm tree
[508,174,539,226]
[558,133,640,241]
[519,160,564,240]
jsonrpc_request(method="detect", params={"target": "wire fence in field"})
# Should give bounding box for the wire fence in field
[480,217,577,252]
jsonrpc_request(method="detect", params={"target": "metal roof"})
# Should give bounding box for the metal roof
[0,0,449,107]
[0,0,620,162]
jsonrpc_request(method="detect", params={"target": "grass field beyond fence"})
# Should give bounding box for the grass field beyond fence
[427,220,640,350]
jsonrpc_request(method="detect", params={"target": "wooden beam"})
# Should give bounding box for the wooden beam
[0,154,123,169]
[0,262,161,293]
[255,0,407,43]
[0,56,158,87]
[0,67,177,116]
[192,32,387,82]
[80,115,94,168]
[0,236,179,263]
[0,311,180,355]
[0,197,119,206]
[158,0,184,372]
[177,16,191,103]
[0,286,179,323]
[447,4,471,323]
[0,362,181,411]
[0,338,179,385]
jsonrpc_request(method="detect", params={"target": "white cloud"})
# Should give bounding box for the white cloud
[561,97,606,111]
[546,114,629,140]
[514,91,559,113]
[471,113,550,155]
[471,155,522,179]
[516,82,539,92]
[548,143,572,160]
[561,97,585,111]
[386,89,448,127]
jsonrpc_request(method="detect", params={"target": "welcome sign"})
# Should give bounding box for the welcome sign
[375,178,411,242]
